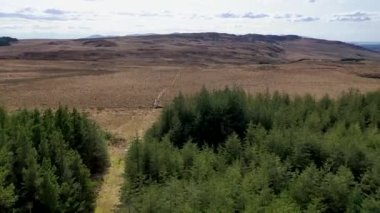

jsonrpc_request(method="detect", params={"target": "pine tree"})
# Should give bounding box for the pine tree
[0,146,17,210]
[37,159,59,212]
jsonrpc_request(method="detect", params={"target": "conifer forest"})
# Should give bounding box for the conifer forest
[121,88,380,212]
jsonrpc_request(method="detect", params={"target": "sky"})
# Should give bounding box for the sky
[0,0,379,42]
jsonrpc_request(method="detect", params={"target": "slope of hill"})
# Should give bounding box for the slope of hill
[0,33,379,64]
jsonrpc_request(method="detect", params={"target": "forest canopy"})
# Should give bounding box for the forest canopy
[121,88,380,212]
[0,107,109,212]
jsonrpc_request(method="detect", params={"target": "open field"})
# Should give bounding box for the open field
[1,34,379,111]
[0,33,380,212]
[1,59,380,110]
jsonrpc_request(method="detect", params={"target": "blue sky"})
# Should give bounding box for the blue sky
[0,0,379,41]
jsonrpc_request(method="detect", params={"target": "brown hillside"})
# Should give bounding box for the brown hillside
[0,33,379,110]
[0,33,378,64]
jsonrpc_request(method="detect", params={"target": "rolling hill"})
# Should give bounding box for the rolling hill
[0,32,379,110]
[0,33,379,65]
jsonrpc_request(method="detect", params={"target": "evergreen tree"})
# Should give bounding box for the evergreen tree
[121,89,380,212]
[0,106,108,212]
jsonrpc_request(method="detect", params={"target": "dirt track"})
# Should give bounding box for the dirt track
[90,108,160,213]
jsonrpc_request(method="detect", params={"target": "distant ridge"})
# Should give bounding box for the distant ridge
[131,32,303,42]
[0,32,379,63]
[82,34,118,39]
[353,42,380,52]
[127,32,370,53]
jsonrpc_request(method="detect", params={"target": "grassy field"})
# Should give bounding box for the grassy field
[1,59,379,110]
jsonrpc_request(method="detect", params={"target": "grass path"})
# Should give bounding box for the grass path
[89,108,161,213]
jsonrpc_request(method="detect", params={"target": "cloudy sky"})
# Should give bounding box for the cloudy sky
[1,0,379,41]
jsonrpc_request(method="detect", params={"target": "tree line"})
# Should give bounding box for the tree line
[0,37,18,46]
[120,88,380,212]
[0,107,109,212]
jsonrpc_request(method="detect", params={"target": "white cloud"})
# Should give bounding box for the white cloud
[331,12,374,22]
[44,9,66,15]
[274,13,319,22]
[217,12,270,19]
[0,0,379,41]
[0,7,76,21]
[242,12,269,19]
[218,12,239,18]
[294,16,319,22]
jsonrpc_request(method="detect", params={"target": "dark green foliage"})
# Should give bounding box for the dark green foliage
[121,88,380,212]
[147,87,250,148]
[0,37,18,46]
[0,107,109,212]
